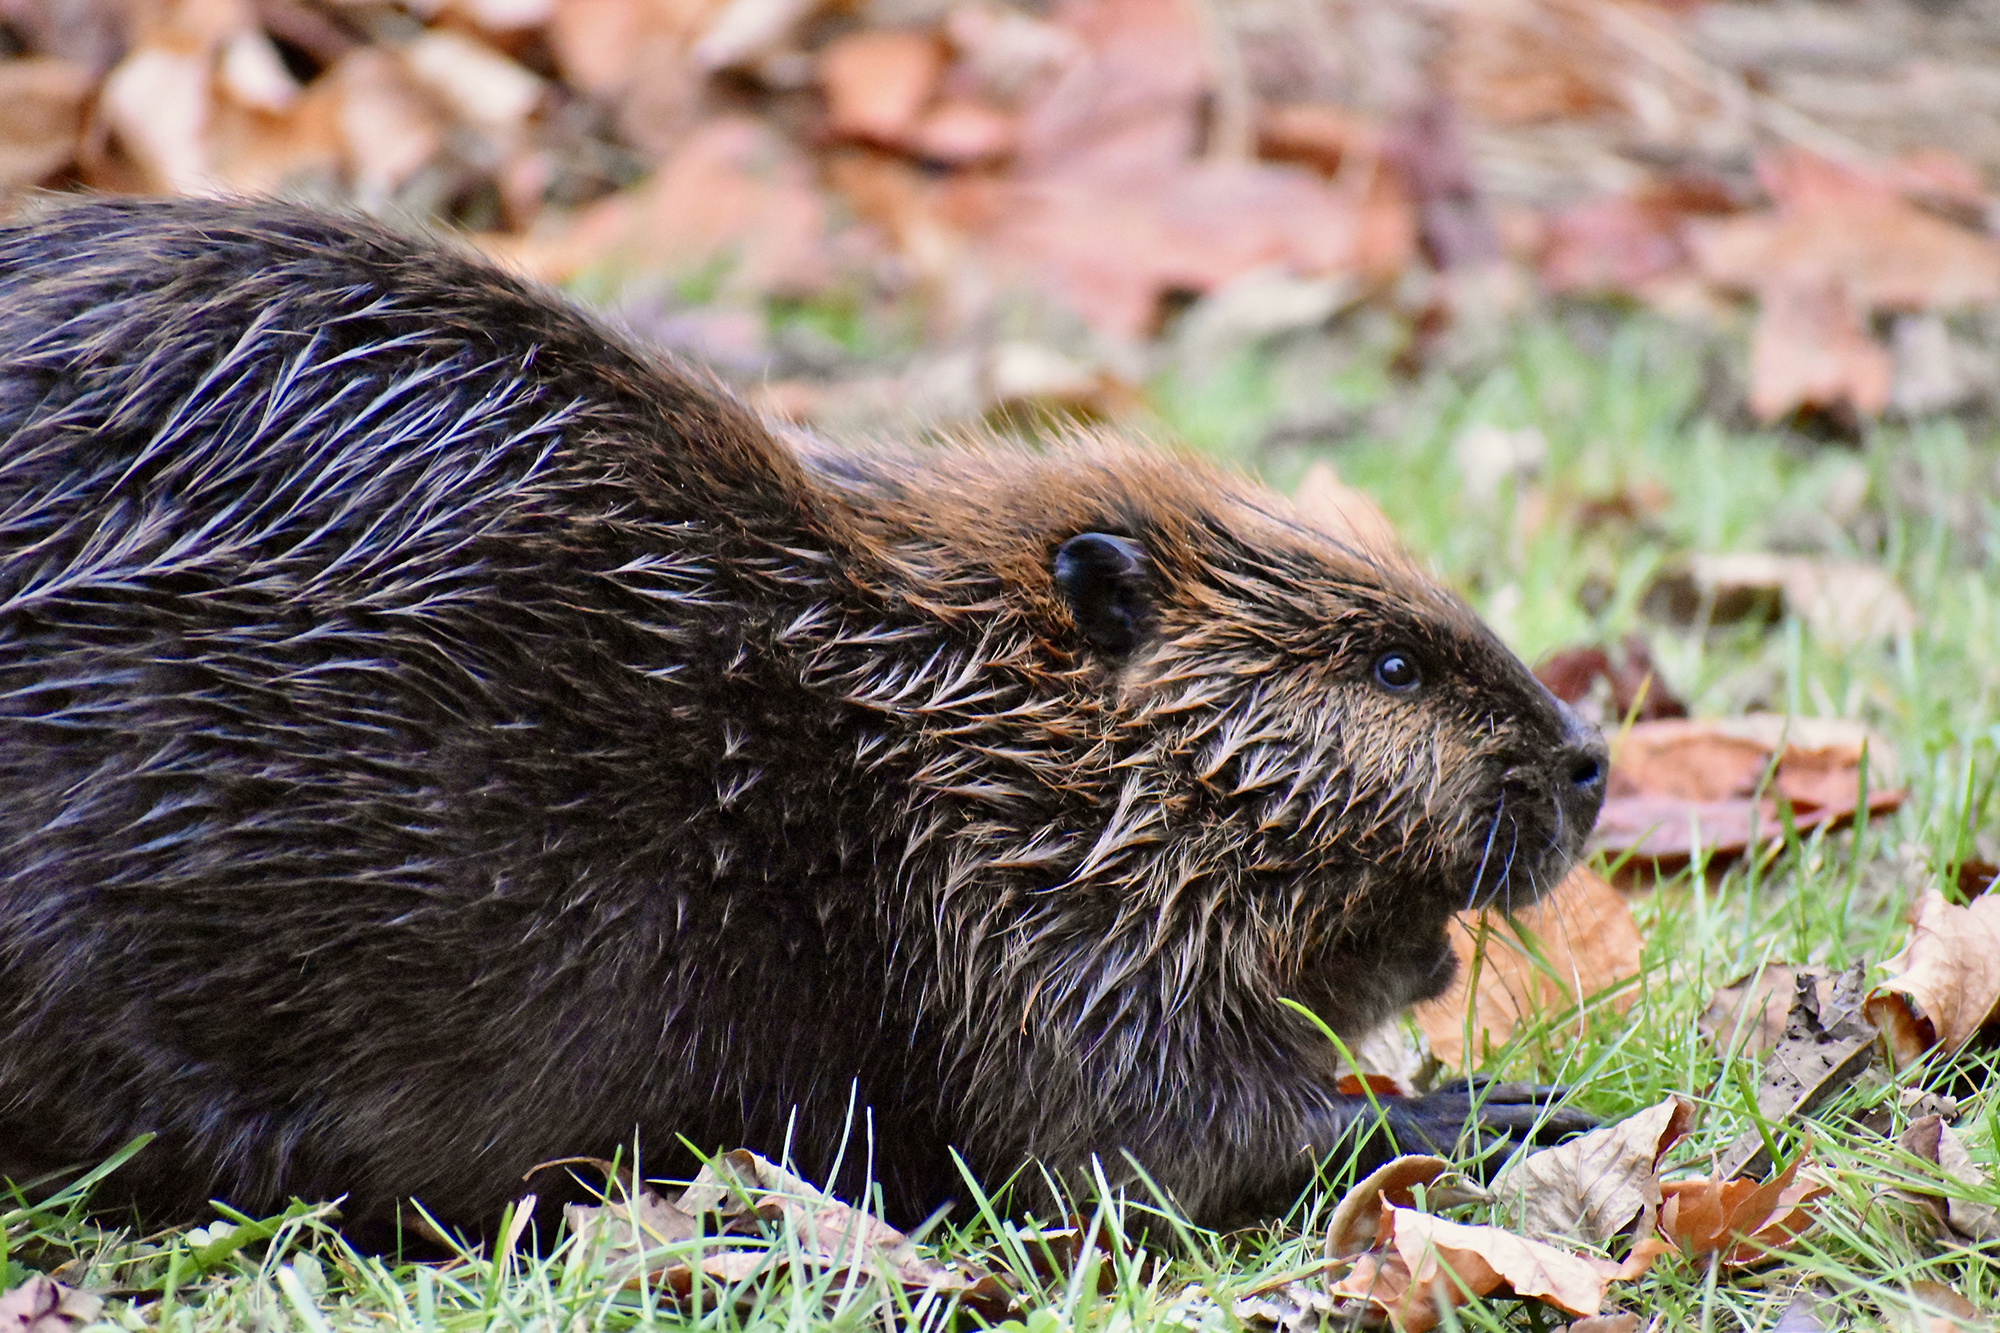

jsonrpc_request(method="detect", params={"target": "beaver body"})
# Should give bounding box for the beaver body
[0,198,1604,1237]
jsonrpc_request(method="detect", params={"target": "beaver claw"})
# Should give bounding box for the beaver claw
[1364,1078,1599,1177]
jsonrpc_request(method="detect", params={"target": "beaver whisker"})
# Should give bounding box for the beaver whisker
[1467,796,1507,912]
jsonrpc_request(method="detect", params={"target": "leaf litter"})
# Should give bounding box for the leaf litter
[19,0,2000,430]
[560,1149,1011,1317]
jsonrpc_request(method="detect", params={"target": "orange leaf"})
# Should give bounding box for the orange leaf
[1655,1152,1829,1267]
[1413,867,1641,1066]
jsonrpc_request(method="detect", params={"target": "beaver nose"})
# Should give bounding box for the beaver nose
[1555,701,1609,828]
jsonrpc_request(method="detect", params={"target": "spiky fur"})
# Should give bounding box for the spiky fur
[0,198,1602,1236]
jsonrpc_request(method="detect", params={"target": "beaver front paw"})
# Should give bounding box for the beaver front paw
[1361,1077,1598,1177]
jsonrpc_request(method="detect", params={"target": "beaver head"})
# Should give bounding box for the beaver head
[802,439,1607,1048]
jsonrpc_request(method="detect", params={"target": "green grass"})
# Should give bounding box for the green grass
[12,307,2000,1330]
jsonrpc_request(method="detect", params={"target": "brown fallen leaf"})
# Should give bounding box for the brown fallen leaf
[565,1150,1010,1315]
[1413,867,1642,1067]
[1536,637,1686,728]
[0,1276,102,1333]
[1325,1155,1467,1258]
[496,116,832,296]
[1687,148,2000,423]
[819,30,947,149]
[1592,716,1904,872]
[1700,963,1813,1058]
[1897,1114,2000,1245]
[1491,1096,1694,1246]
[1326,1204,1614,1329]
[1712,963,1876,1180]
[1656,1150,1828,1267]
[1906,1280,1985,1330]
[1538,179,1739,299]
[1863,890,2000,1072]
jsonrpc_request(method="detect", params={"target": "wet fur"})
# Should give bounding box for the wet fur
[0,198,1603,1237]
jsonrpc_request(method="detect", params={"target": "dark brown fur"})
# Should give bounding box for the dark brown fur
[0,198,1605,1238]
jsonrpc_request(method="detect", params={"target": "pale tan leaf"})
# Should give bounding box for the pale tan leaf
[403,30,545,136]
[1863,890,2000,1071]
[0,1276,102,1333]
[99,46,213,193]
[1325,1155,1452,1258]
[1327,1206,1611,1329]
[1898,1114,2000,1244]
[1491,1096,1693,1245]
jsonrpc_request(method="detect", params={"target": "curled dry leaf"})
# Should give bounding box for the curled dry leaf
[1490,1095,1694,1246]
[564,1150,1010,1315]
[1413,866,1642,1066]
[1325,1155,1456,1257]
[0,1276,102,1333]
[1897,1114,2000,1245]
[1656,1151,1829,1267]
[1326,1205,1614,1330]
[1863,890,2000,1071]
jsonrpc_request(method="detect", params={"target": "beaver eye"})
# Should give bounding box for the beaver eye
[1372,651,1420,693]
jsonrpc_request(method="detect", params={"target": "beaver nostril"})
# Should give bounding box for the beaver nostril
[1569,751,1603,790]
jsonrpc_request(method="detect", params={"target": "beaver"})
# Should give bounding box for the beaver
[0,197,1606,1240]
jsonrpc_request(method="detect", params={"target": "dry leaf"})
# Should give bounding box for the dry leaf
[691,0,822,70]
[1701,963,1811,1058]
[1539,181,1737,298]
[1326,1204,1613,1329]
[499,116,829,295]
[1491,1096,1694,1245]
[565,1150,1010,1314]
[1687,148,2000,422]
[1897,1114,2000,1244]
[1863,890,2000,1071]
[1675,552,1918,647]
[1413,867,1642,1066]
[332,47,447,207]
[1656,1151,1828,1267]
[1326,1155,1457,1257]
[1536,637,1686,728]
[1593,715,1905,870]
[97,45,214,193]
[403,30,544,138]
[0,1277,102,1333]
[1713,964,1876,1180]
[819,30,946,149]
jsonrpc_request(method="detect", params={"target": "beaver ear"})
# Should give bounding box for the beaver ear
[1053,533,1152,656]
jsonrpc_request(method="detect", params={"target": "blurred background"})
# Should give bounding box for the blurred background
[9,0,2000,438]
